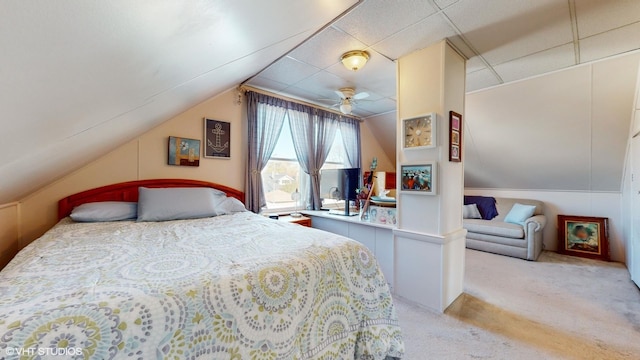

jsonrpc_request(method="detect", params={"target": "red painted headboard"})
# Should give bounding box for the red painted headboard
[58,179,245,220]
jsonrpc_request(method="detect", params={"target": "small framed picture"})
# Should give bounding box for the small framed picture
[204,118,231,159]
[449,111,462,162]
[451,131,460,145]
[402,113,436,149]
[451,145,460,160]
[557,215,609,261]
[168,136,200,167]
[400,162,437,195]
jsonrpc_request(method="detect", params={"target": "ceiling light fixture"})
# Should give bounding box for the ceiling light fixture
[339,99,352,115]
[340,50,370,71]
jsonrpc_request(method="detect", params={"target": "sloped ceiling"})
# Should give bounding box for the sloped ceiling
[465,52,640,192]
[244,0,640,169]
[0,0,358,204]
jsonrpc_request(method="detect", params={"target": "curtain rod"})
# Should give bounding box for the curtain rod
[238,85,362,122]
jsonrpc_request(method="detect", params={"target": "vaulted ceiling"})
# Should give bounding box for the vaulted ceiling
[2,0,640,203]
[246,0,640,117]
[0,0,358,204]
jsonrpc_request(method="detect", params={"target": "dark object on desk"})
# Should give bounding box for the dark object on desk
[269,215,279,220]
[319,167,361,216]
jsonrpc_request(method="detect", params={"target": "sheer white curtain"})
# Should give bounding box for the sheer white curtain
[245,91,288,213]
[288,105,338,210]
[339,117,361,169]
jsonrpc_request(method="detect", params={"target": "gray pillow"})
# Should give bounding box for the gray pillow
[463,204,482,219]
[70,201,137,222]
[137,187,219,222]
[214,197,247,215]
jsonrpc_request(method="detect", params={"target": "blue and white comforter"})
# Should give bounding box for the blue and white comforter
[0,212,403,359]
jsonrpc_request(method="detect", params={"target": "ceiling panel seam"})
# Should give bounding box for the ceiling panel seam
[438,11,503,84]
[578,20,640,41]
[488,42,574,68]
[568,0,580,64]
[330,25,396,62]
[240,0,364,85]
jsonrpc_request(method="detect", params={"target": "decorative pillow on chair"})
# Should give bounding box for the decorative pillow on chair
[137,187,219,221]
[71,201,137,222]
[463,196,499,220]
[504,203,537,225]
[463,204,482,219]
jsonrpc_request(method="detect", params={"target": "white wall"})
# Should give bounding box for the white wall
[364,111,396,169]
[465,52,640,192]
[465,188,624,263]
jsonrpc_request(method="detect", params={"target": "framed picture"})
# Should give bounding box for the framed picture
[451,145,460,160]
[451,131,460,145]
[168,136,200,167]
[449,111,462,162]
[557,215,609,261]
[400,162,437,195]
[204,118,231,159]
[402,113,436,149]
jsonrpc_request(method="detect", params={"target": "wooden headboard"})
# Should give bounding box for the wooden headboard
[58,179,245,220]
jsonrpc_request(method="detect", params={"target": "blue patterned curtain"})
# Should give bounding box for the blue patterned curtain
[245,91,288,213]
[288,105,338,210]
[246,90,360,212]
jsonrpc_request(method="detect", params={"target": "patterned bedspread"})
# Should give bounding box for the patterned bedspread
[0,212,403,359]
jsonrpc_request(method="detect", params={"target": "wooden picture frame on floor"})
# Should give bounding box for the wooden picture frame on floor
[557,215,609,261]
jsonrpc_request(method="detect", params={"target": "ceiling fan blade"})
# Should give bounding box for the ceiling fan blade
[353,92,369,100]
[335,90,346,99]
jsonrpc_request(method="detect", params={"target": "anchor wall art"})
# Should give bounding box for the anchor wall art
[204,118,231,159]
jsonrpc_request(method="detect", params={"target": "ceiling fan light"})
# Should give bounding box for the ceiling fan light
[341,50,370,71]
[339,102,352,114]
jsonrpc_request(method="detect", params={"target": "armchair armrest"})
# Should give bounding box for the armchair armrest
[525,215,546,233]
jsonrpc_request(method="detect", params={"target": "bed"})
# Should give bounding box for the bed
[0,179,404,359]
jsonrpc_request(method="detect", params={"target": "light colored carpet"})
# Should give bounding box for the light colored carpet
[395,249,640,359]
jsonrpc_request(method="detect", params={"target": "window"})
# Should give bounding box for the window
[262,120,348,211]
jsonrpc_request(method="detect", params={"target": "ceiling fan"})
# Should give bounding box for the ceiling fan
[320,87,369,114]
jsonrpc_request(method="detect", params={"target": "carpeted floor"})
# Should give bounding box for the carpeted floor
[395,249,640,359]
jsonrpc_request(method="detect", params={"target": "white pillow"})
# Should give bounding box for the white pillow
[214,197,247,215]
[71,201,137,222]
[137,187,219,222]
[463,204,482,219]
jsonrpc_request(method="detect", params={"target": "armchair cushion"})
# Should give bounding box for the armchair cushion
[463,219,524,239]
